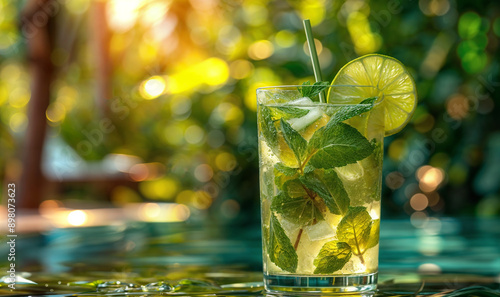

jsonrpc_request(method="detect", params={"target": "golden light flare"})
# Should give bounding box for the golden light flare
[167,58,229,94]
[107,0,145,32]
[139,177,178,200]
[410,193,429,211]
[46,102,66,123]
[139,1,169,26]
[229,59,254,79]
[67,210,88,226]
[248,40,274,60]
[39,199,63,216]
[417,166,445,192]
[140,76,166,100]
[173,204,191,221]
[303,38,323,56]
[129,164,149,181]
[140,202,161,220]
[137,203,191,222]
[346,11,381,55]
[299,0,326,26]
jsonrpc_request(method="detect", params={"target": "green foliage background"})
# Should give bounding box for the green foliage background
[0,0,499,221]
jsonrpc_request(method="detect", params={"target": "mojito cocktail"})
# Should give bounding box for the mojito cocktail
[257,52,417,294]
[258,85,384,293]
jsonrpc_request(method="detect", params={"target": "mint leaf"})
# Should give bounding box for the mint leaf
[275,162,298,176]
[313,241,352,274]
[365,219,380,250]
[300,169,349,216]
[298,81,329,99]
[326,97,376,127]
[307,123,374,169]
[268,213,298,273]
[271,106,310,120]
[280,119,307,163]
[271,186,324,226]
[259,106,278,152]
[274,163,298,189]
[337,207,372,254]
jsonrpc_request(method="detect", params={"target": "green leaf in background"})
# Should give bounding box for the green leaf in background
[326,97,377,127]
[313,241,352,274]
[274,163,298,189]
[300,169,349,215]
[364,219,380,250]
[280,119,307,163]
[337,207,372,254]
[307,123,374,169]
[259,106,278,152]
[270,106,310,120]
[297,81,329,99]
[268,213,298,273]
[271,187,324,226]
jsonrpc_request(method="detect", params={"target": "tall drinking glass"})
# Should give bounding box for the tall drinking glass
[257,85,384,294]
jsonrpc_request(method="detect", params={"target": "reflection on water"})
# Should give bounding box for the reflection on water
[0,218,499,296]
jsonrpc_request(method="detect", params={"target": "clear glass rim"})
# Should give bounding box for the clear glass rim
[257,84,374,91]
[256,84,381,106]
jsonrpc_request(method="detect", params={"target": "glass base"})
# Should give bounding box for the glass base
[264,272,377,295]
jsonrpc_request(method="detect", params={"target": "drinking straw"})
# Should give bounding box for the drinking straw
[303,19,325,103]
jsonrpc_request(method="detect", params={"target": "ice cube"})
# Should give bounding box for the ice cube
[289,97,314,105]
[266,257,284,274]
[279,217,300,240]
[288,108,323,131]
[340,254,366,274]
[284,97,323,131]
[304,220,335,241]
[368,201,381,219]
[363,244,379,272]
[324,212,342,230]
[296,234,328,274]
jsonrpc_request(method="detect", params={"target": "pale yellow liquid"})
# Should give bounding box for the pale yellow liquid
[258,104,384,276]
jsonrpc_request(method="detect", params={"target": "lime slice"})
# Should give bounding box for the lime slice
[330,54,417,136]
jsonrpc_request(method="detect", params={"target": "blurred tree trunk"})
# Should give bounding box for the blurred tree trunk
[90,0,112,115]
[18,0,56,209]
